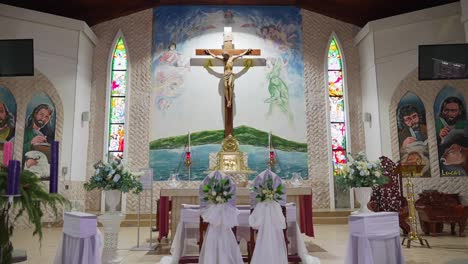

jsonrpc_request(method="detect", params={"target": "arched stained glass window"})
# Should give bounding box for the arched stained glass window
[327,37,349,208]
[107,37,127,162]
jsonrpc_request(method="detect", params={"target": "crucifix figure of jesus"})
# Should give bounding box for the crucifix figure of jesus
[195,27,262,137]
[204,48,252,108]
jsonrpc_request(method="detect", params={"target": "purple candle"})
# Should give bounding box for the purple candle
[7,160,20,196]
[49,141,59,193]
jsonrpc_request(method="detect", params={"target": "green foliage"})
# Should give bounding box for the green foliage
[149,125,307,152]
[0,168,70,263]
[84,159,143,194]
[252,176,285,203]
[0,205,13,264]
[202,177,233,204]
[335,152,388,189]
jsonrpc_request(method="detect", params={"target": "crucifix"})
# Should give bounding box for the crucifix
[195,27,262,138]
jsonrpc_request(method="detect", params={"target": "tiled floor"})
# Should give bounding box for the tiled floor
[10,225,468,264]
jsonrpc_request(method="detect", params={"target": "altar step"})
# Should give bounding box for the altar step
[121,214,156,227]
[119,210,354,227]
[313,209,352,225]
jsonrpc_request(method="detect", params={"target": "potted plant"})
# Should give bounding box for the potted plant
[0,168,69,264]
[335,152,388,214]
[84,158,143,214]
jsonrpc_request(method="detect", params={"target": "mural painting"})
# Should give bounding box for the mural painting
[397,92,431,177]
[150,6,306,181]
[0,86,16,150]
[22,93,56,180]
[434,86,468,177]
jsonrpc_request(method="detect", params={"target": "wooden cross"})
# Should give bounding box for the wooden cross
[195,27,262,138]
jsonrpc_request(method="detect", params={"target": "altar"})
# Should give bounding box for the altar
[157,185,314,241]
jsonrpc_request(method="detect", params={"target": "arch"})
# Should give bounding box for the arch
[326,34,350,208]
[396,92,431,177]
[105,32,129,163]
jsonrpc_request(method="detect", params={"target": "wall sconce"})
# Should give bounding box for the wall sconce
[364,112,372,127]
[81,111,90,122]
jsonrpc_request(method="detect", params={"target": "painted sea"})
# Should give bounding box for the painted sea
[150,144,308,181]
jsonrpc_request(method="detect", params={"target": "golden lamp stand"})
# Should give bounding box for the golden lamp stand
[398,164,430,249]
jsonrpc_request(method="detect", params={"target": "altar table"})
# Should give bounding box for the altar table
[346,212,405,264]
[157,186,314,241]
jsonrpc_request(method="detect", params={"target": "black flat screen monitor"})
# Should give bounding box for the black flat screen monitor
[0,39,34,77]
[419,44,468,80]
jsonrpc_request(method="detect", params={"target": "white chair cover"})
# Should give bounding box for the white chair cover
[249,200,288,264]
[199,171,243,264]
[249,169,288,264]
[249,169,321,264]
[54,212,103,264]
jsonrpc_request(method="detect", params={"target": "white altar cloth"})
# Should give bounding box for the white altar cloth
[160,204,320,264]
[54,212,103,264]
[346,212,405,264]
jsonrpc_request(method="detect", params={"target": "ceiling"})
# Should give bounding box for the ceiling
[0,0,460,27]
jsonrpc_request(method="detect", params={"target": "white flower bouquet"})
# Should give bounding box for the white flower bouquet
[335,152,387,189]
[202,178,233,204]
[252,176,285,203]
[84,158,143,194]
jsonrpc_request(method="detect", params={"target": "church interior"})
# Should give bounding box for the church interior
[0,0,468,263]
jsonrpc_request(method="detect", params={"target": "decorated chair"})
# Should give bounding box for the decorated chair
[367,156,410,234]
[415,190,467,237]
[248,169,300,264]
[179,171,243,264]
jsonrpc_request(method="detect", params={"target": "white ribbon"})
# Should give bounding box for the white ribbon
[249,201,288,264]
[199,203,243,264]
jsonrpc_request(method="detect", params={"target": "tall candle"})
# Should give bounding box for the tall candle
[7,160,20,196]
[3,141,13,167]
[188,131,191,152]
[268,131,271,152]
[49,141,59,193]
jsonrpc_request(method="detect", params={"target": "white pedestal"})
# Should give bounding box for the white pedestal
[98,214,125,264]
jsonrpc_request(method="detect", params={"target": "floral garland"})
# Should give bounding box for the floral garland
[202,177,233,204]
[252,176,285,203]
[84,158,143,194]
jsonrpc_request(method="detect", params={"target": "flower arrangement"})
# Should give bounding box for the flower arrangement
[252,176,285,203]
[202,178,233,204]
[84,159,143,194]
[335,152,388,189]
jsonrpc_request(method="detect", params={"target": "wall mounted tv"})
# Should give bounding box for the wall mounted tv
[419,44,468,80]
[0,39,34,77]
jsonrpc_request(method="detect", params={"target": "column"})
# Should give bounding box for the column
[98,214,125,264]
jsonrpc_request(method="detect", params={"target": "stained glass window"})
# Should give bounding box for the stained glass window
[328,36,349,208]
[328,37,347,169]
[108,37,127,162]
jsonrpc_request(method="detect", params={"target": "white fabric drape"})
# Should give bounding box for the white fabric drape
[199,203,244,264]
[54,212,103,264]
[345,212,404,264]
[54,230,103,264]
[296,224,321,264]
[249,200,288,264]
